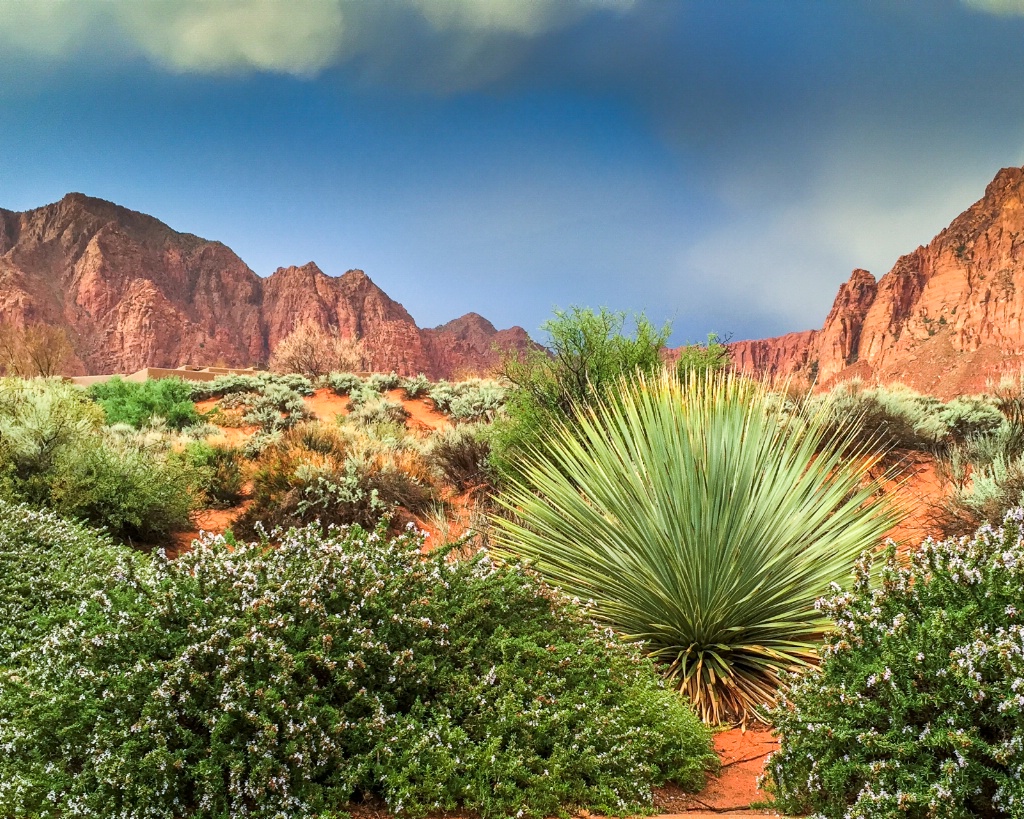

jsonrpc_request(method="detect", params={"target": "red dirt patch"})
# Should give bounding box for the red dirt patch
[303,388,351,422]
[654,727,779,814]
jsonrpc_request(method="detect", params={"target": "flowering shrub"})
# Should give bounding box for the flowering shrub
[764,510,1024,818]
[0,522,714,818]
[0,501,129,665]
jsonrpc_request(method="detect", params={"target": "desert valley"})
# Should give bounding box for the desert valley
[8,2,1024,817]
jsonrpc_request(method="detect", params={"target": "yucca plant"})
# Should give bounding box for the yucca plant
[492,371,900,724]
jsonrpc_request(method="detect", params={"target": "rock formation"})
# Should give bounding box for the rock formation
[0,194,533,378]
[728,166,1024,398]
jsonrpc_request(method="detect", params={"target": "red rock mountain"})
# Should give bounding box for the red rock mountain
[730,166,1024,398]
[0,193,533,378]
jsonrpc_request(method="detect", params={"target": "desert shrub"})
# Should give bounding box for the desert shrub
[323,371,364,396]
[674,332,731,379]
[233,422,434,537]
[241,383,311,432]
[183,441,245,507]
[764,512,1024,819]
[0,523,714,819]
[938,395,1006,443]
[0,501,129,665]
[349,395,410,426]
[493,306,669,479]
[808,379,946,456]
[269,322,366,378]
[0,379,200,541]
[426,423,494,493]
[493,371,899,724]
[401,373,431,399]
[365,371,401,392]
[87,376,200,430]
[191,373,314,401]
[429,379,506,422]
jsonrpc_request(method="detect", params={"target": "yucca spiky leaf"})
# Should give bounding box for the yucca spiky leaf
[491,371,901,724]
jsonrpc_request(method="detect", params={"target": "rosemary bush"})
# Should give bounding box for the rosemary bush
[764,510,1024,818]
[0,522,714,818]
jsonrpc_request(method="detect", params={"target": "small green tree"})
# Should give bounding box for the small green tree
[675,332,731,379]
[492,306,669,479]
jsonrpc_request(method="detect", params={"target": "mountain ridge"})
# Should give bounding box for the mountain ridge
[0,194,533,378]
[727,166,1024,398]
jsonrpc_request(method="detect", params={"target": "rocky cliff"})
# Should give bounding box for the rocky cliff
[729,166,1024,398]
[0,194,533,378]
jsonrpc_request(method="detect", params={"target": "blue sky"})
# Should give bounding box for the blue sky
[3,0,1024,345]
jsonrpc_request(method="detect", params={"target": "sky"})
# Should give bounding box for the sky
[3,0,1024,346]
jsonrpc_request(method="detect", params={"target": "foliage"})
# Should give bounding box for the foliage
[0,323,73,377]
[364,372,401,393]
[806,379,946,456]
[183,441,246,507]
[493,306,669,478]
[233,421,434,537]
[674,333,731,379]
[764,512,1024,819]
[426,423,495,494]
[0,523,715,819]
[0,378,201,541]
[269,322,365,378]
[401,373,431,399]
[428,378,506,422]
[323,371,364,396]
[492,371,899,724]
[191,372,314,401]
[348,395,410,426]
[88,376,200,430]
[0,501,129,665]
[241,382,311,432]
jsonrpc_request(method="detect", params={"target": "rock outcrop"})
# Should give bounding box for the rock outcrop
[0,194,533,378]
[728,166,1024,398]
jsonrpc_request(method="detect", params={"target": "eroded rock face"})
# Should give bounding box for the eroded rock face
[0,194,533,378]
[727,166,1024,398]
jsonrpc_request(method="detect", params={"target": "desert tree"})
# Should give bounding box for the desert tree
[269,322,366,379]
[0,323,74,378]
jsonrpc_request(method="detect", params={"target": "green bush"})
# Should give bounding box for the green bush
[191,372,314,400]
[0,523,715,818]
[233,422,434,538]
[365,372,401,393]
[87,376,200,430]
[323,371,364,396]
[492,306,669,479]
[493,371,898,724]
[426,423,495,493]
[807,380,945,456]
[0,501,129,665]
[401,373,431,399]
[764,511,1024,818]
[348,395,410,426]
[675,333,731,379]
[184,441,246,507]
[0,379,200,541]
[428,379,506,422]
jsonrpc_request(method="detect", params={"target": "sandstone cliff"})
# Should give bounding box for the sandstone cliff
[728,166,1024,398]
[0,194,533,378]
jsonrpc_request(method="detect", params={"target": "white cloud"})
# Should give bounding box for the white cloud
[961,0,1024,15]
[0,0,631,78]
[118,1,347,76]
[409,0,633,35]
[680,131,1023,338]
